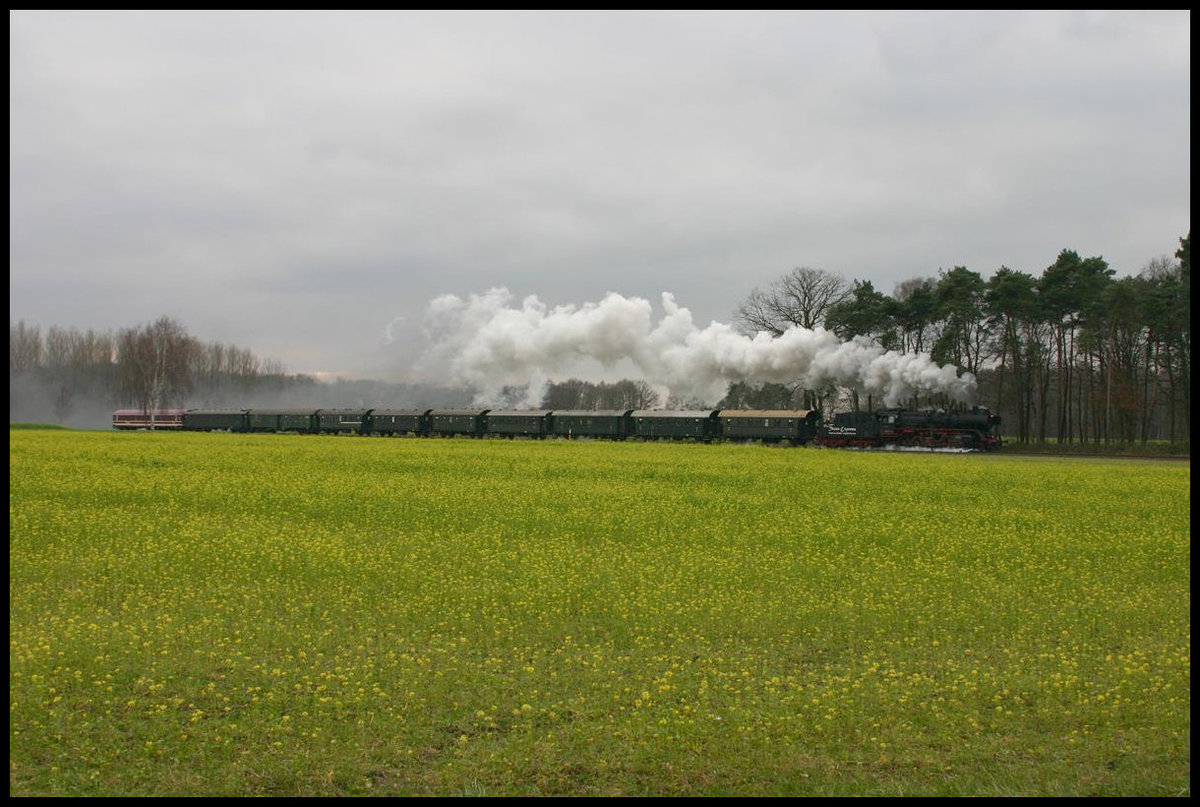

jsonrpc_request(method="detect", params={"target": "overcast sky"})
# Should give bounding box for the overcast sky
[10,10,1191,382]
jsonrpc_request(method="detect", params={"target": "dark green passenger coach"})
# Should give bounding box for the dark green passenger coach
[485,410,554,438]
[316,408,371,434]
[717,409,821,444]
[369,409,432,435]
[182,409,248,431]
[631,410,720,441]
[428,409,490,437]
[550,410,635,439]
[243,409,318,432]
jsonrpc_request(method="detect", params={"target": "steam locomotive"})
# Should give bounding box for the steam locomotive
[113,406,1002,451]
[812,407,1002,451]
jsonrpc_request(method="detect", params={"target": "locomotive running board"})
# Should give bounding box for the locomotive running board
[813,444,979,454]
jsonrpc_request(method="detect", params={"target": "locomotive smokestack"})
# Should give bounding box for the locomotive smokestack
[413,288,977,406]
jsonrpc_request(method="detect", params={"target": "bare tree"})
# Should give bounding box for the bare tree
[608,379,660,409]
[74,328,116,367]
[43,326,73,368]
[540,378,660,410]
[718,381,800,409]
[541,378,591,409]
[227,345,260,377]
[117,316,196,421]
[260,357,287,376]
[734,266,850,336]
[10,320,43,372]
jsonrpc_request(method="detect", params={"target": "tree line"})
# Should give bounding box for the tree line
[9,315,317,426]
[10,232,1190,446]
[718,233,1190,446]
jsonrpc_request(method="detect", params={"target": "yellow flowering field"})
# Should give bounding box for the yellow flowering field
[9,429,1190,796]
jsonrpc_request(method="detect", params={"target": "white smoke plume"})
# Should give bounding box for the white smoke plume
[414,288,977,407]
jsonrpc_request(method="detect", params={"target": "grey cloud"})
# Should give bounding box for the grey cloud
[10,10,1190,382]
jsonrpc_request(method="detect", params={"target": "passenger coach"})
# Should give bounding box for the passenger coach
[550,410,635,440]
[718,409,820,444]
[631,410,721,441]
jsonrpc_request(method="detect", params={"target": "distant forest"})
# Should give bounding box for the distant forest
[10,232,1189,446]
[8,316,470,431]
[712,234,1189,447]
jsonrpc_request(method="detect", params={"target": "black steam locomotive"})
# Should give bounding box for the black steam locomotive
[114,405,1002,451]
[812,407,1002,451]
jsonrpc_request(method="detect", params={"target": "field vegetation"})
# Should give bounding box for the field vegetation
[998,436,1190,458]
[9,429,1190,796]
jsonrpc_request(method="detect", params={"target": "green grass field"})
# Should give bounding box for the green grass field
[9,430,1190,796]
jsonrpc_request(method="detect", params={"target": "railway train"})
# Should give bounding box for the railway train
[112,406,1003,451]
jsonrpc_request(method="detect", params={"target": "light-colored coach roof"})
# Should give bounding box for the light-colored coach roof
[718,409,817,418]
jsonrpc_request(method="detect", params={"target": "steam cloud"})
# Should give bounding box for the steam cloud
[415,288,977,407]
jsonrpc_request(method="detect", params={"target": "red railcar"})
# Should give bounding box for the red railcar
[111,409,185,430]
